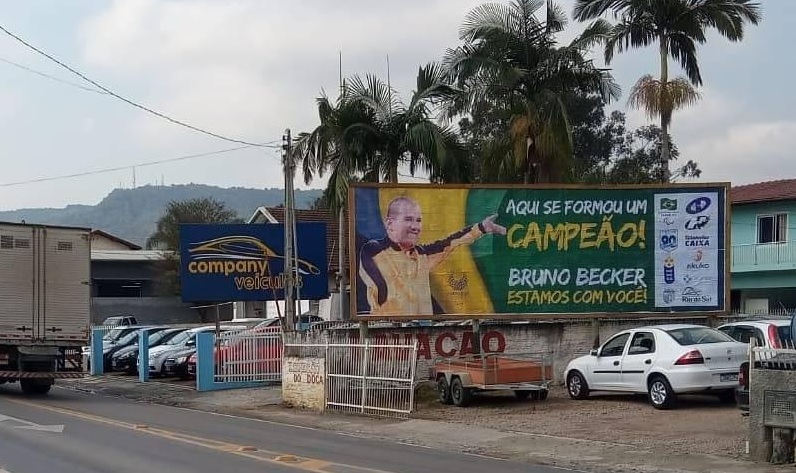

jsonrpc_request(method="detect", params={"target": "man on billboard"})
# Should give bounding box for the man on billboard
[358,196,506,316]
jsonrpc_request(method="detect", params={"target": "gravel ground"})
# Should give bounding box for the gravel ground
[413,384,748,458]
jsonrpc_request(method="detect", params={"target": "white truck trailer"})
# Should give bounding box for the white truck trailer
[0,222,90,394]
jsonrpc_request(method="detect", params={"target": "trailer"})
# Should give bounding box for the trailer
[432,352,553,407]
[0,222,91,395]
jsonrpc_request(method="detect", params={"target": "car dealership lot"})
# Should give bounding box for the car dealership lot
[414,385,747,458]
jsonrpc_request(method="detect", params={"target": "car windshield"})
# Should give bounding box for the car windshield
[166,331,191,345]
[103,328,126,342]
[665,327,735,345]
[116,330,142,345]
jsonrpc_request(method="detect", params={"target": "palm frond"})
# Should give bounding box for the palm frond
[628,74,701,125]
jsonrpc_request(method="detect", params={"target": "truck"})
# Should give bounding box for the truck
[0,222,91,395]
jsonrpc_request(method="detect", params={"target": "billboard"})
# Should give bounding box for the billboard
[179,223,328,302]
[350,183,729,320]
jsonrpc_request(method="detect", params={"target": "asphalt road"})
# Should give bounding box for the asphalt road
[0,384,575,473]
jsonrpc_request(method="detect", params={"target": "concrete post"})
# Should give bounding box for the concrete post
[138,329,150,383]
[90,328,104,376]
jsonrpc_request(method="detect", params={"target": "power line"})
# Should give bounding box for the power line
[0,56,107,94]
[0,24,277,148]
[0,146,268,188]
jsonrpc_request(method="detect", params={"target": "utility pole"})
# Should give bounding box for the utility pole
[283,129,296,332]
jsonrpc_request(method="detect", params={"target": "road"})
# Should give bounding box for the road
[0,384,575,473]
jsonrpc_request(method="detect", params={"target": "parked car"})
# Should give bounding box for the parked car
[564,324,747,409]
[185,324,282,379]
[110,327,188,374]
[717,317,794,413]
[83,325,148,370]
[101,314,138,326]
[143,325,244,377]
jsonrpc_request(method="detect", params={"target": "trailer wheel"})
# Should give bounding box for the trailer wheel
[514,390,530,400]
[20,379,52,396]
[537,389,549,401]
[450,377,472,407]
[437,375,453,405]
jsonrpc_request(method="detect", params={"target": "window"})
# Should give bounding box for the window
[720,325,764,345]
[600,333,630,357]
[14,238,30,249]
[57,241,73,251]
[757,213,787,244]
[628,332,656,355]
[0,235,13,249]
[665,327,735,346]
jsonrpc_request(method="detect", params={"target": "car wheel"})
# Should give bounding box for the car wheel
[648,375,676,410]
[450,377,472,407]
[567,371,590,400]
[437,376,453,405]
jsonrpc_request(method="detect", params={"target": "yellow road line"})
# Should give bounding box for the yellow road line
[4,398,392,473]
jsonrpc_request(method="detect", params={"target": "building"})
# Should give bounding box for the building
[242,206,349,321]
[730,179,796,313]
[90,230,215,324]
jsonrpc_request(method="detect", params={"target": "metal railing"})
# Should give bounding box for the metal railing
[732,241,796,268]
[284,332,419,418]
[751,338,796,371]
[214,328,283,383]
[325,340,418,418]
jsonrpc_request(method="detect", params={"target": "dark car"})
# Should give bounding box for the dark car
[111,328,187,374]
[102,326,169,371]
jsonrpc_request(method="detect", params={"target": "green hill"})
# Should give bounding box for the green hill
[0,184,324,246]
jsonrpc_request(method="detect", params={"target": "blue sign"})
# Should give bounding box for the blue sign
[179,223,328,302]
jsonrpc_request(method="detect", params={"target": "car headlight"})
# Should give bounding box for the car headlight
[176,356,188,364]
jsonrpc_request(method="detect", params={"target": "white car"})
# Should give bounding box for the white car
[717,317,793,349]
[564,324,748,409]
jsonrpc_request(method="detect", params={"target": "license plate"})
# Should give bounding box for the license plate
[720,373,738,382]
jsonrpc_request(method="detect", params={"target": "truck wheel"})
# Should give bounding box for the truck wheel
[437,376,453,405]
[450,377,472,407]
[20,379,52,395]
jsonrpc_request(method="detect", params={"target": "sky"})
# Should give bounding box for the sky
[0,0,790,211]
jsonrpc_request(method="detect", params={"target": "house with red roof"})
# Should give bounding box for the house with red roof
[730,179,796,313]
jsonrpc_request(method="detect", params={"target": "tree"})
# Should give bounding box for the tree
[575,110,701,184]
[146,197,241,296]
[345,63,467,184]
[444,0,621,184]
[572,0,762,181]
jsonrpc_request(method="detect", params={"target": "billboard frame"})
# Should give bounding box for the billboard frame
[348,181,732,321]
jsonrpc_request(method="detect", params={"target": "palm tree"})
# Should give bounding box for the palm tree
[444,0,621,184]
[292,87,380,215]
[572,0,762,181]
[345,62,467,184]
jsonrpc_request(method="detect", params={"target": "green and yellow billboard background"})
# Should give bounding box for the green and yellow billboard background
[351,183,729,319]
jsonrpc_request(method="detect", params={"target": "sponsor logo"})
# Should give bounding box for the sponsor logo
[684,234,710,247]
[686,196,711,214]
[685,215,710,230]
[663,256,675,284]
[693,249,704,262]
[663,216,676,226]
[682,274,709,286]
[660,198,678,211]
[659,229,678,251]
[681,286,713,304]
[686,261,711,270]
[448,273,468,293]
[663,288,675,304]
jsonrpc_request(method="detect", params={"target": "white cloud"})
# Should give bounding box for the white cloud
[685,121,796,185]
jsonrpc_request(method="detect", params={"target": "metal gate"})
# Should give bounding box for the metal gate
[325,340,418,418]
[215,327,283,383]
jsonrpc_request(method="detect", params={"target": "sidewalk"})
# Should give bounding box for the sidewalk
[56,376,792,473]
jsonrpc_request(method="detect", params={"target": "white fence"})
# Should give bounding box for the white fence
[214,328,283,383]
[284,334,419,418]
[752,338,796,371]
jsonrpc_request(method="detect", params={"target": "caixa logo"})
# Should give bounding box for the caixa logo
[686,196,711,214]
